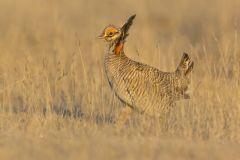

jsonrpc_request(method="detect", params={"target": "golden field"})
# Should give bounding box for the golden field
[0,0,240,159]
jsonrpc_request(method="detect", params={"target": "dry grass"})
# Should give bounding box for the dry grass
[0,0,240,159]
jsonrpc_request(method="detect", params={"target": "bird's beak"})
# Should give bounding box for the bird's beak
[98,32,105,39]
[98,35,104,39]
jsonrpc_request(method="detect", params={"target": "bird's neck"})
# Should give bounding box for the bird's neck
[108,40,125,56]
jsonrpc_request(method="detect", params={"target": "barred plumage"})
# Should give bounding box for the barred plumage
[99,15,194,118]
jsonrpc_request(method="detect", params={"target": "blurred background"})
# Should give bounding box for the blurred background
[1,0,240,61]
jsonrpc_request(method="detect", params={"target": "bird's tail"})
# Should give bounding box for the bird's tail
[176,53,194,76]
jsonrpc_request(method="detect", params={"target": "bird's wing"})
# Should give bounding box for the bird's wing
[122,61,175,99]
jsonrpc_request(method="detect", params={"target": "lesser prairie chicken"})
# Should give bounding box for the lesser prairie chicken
[99,15,194,122]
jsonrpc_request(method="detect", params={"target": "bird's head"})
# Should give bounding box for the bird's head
[98,25,122,43]
[98,14,136,46]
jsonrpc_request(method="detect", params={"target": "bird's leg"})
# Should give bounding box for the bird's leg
[115,105,133,126]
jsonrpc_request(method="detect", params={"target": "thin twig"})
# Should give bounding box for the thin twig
[77,41,92,115]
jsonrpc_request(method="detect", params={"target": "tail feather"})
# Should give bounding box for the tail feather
[175,52,194,100]
[176,52,194,76]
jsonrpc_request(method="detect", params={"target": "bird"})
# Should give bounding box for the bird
[99,14,194,123]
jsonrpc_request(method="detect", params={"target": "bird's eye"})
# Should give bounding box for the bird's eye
[108,32,114,36]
